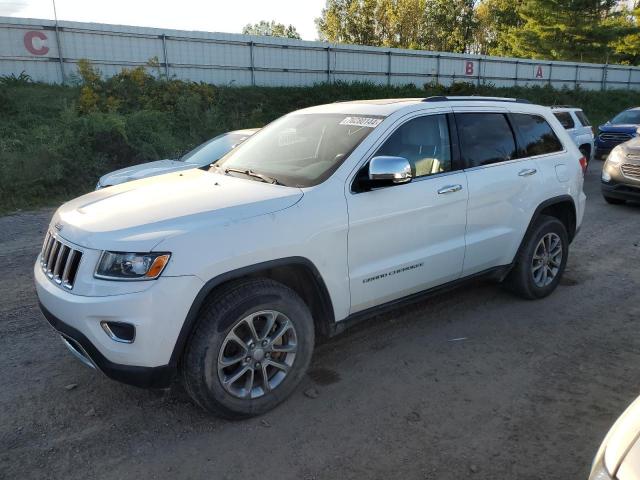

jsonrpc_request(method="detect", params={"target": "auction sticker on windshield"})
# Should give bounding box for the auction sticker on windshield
[339,116,383,128]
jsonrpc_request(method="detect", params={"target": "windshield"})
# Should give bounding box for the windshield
[214,114,383,187]
[181,132,253,165]
[610,110,640,125]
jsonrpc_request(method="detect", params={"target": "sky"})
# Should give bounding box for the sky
[0,0,327,40]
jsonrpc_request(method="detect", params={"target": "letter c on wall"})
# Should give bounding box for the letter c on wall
[24,31,49,55]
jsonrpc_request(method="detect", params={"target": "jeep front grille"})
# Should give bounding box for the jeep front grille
[40,232,83,290]
[599,132,633,143]
[621,163,640,181]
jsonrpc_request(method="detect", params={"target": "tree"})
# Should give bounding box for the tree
[423,0,476,53]
[315,0,638,64]
[473,0,524,55]
[315,0,384,46]
[242,20,301,39]
[505,0,629,63]
[315,0,476,53]
[610,6,640,64]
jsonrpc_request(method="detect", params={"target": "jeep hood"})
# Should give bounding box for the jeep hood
[52,169,303,251]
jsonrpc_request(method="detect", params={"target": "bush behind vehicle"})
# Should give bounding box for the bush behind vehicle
[1,62,640,213]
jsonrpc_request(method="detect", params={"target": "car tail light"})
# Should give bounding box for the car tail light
[579,156,587,175]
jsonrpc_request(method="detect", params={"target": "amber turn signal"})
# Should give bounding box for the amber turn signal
[145,254,171,278]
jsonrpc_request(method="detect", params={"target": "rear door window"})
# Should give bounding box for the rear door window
[510,113,563,157]
[575,110,591,127]
[455,113,518,167]
[553,112,575,129]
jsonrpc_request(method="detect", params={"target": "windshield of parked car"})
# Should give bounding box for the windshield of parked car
[214,114,384,187]
[181,132,253,165]
[610,110,640,125]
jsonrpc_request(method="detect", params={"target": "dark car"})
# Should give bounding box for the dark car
[595,108,640,159]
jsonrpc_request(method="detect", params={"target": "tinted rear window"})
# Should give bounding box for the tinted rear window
[511,114,563,157]
[575,110,591,127]
[553,112,575,129]
[456,113,518,167]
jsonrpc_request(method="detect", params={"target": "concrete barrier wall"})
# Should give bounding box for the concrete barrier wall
[2,16,640,90]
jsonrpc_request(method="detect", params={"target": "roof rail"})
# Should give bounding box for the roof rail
[422,96,532,104]
[550,105,578,109]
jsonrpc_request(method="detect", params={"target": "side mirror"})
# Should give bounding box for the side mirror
[368,156,412,185]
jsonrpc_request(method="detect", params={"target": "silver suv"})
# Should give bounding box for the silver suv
[601,132,640,204]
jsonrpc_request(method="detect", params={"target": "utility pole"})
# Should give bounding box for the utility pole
[52,0,66,83]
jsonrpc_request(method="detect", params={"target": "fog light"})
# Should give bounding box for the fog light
[100,321,135,343]
[602,170,611,182]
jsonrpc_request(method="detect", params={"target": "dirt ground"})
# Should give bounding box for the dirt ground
[1,166,640,480]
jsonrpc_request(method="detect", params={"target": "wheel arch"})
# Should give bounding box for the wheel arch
[520,195,577,252]
[169,257,335,368]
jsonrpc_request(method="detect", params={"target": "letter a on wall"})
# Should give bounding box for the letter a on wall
[535,65,544,79]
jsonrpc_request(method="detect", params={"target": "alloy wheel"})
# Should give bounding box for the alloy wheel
[531,232,563,288]
[217,310,297,399]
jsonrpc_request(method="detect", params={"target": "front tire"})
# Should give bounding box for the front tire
[505,215,569,300]
[181,278,315,418]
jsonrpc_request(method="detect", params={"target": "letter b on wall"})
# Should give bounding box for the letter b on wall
[464,60,474,76]
[24,31,49,55]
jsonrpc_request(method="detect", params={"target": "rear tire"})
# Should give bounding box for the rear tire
[504,215,569,300]
[181,278,315,419]
[603,195,626,205]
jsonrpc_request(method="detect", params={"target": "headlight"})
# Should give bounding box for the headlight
[606,147,626,166]
[588,457,613,480]
[95,252,171,280]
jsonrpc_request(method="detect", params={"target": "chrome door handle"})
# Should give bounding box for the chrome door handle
[437,184,463,194]
[518,168,537,177]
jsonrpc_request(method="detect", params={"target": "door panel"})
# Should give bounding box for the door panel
[346,112,467,314]
[462,160,542,274]
[454,109,550,274]
[347,173,469,313]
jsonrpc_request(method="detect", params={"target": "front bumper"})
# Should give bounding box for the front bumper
[602,181,640,201]
[35,259,204,388]
[40,303,173,388]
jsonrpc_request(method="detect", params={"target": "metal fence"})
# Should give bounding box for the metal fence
[2,16,640,90]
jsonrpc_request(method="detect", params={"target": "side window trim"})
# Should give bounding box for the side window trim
[446,113,462,172]
[508,112,567,160]
[506,112,529,160]
[349,110,461,194]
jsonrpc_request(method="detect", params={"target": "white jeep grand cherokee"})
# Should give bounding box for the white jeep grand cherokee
[35,96,587,418]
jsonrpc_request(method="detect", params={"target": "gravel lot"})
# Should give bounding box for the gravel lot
[1,166,639,480]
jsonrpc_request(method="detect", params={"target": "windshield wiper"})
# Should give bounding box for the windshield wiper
[223,167,282,185]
